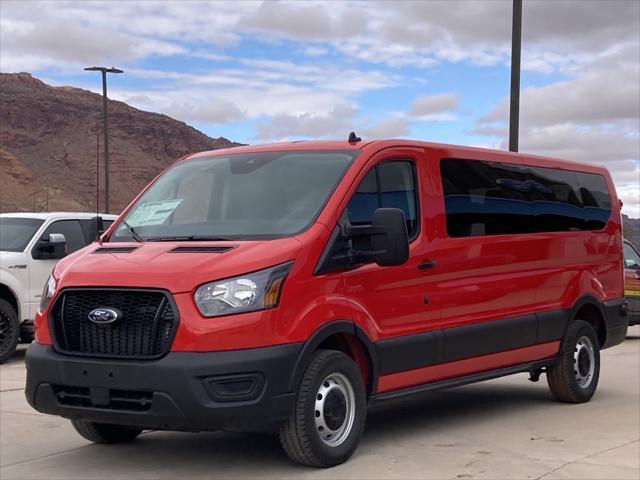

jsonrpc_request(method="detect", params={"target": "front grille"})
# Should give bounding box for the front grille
[53,385,153,411]
[51,289,178,359]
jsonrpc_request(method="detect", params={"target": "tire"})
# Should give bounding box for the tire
[547,320,600,403]
[279,350,367,467]
[0,299,20,364]
[71,420,142,444]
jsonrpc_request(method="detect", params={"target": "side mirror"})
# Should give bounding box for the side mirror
[33,233,67,260]
[371,208,409,266]
[345,208,409,267]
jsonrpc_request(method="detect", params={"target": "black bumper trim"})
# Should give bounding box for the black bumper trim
[602,298,629,348]
[25,342,302,432]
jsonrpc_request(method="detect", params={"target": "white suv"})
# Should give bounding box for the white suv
[0,212,117,363]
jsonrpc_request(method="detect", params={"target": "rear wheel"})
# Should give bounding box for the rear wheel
[279,350,367,467]
[547,320,600,403]
[71,420,142,444]
[0,299,20,364]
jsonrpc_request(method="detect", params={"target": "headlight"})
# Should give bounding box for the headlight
[39,275,57,312]
[194,262,292,317]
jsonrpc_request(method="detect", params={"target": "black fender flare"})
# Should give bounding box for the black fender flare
[288,321,379,395]
[564,294,620,347]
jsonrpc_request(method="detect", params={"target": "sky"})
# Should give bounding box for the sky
[1,0,639,216]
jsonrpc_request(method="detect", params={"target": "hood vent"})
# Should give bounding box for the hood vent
[169,246,235,253]
[93,246,140,254]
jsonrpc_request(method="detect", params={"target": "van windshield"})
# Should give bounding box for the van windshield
[110,150,357,241]
[0,218,44,252]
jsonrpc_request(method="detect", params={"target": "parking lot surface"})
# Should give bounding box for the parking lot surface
[1,327,639,480]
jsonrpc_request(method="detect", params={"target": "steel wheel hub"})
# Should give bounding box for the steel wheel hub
[314,373,356,447]
[573,335,595,389]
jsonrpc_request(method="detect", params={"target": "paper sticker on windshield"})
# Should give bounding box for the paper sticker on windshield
[127,199,183,226]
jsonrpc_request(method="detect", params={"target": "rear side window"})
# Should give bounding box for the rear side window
[441,158,612,237]
[347,160,418,238]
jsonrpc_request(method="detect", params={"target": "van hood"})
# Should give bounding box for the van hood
[53,237,303,294]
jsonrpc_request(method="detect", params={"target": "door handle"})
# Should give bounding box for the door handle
[418,260,437,270]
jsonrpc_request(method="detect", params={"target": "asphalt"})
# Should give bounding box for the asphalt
[1,326,639,479]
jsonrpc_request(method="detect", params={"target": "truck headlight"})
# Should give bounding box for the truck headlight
[194,262,292,317]
[39,275,57,313]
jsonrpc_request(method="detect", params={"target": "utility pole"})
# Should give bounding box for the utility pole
[509,0,522,152]
[84,66,123,213]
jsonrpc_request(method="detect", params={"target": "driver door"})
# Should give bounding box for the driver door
[340,149,440,339]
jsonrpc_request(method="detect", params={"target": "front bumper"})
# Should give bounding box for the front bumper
[25,342,302,432]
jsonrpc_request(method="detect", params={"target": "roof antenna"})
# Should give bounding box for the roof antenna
[348,131,361,143]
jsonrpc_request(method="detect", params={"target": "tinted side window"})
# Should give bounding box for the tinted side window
[522,166,584,232]
[40,220,86,253]
[441,159,612,237]
[577,172,612,230]
[441,159,532,237]
[347,160,418,238]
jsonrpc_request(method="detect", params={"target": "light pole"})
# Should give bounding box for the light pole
[84,66,123,213]
[509,0,523,152]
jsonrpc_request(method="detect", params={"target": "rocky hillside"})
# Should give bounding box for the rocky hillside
[0,73,238,213]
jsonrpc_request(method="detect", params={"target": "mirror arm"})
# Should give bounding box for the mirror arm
[343,224,386,238]
[347,249,385,264]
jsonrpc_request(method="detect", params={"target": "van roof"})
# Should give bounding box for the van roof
[184,139,609,175]
[0,212,119,220]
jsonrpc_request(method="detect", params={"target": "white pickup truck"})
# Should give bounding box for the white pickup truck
[0,212,117,363]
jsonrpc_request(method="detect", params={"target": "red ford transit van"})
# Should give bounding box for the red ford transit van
[25,139,628,467]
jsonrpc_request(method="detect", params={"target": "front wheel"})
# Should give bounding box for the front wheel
[547,320,600,403]
[279,350,367,467]
[71,420,142,444]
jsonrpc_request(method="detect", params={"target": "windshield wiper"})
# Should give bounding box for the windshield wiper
[121,220,144,242]
[145,235,234,242]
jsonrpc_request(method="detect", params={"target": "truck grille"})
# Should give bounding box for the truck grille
[50,289,178,359]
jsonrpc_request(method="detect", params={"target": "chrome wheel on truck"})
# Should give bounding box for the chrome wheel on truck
[547,320,600,403]
[279,350,367,467]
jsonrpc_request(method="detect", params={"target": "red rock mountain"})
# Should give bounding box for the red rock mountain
[0,72,238,213]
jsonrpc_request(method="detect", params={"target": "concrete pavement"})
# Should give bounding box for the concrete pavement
[1,327,639,479]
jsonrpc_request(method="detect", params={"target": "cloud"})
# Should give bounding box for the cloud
[254,104,357,140]
[361,118,410,139]
[481,45,640,126]
[4,1,637,73]
[303,46,328,57]
[165,100,246,124]
[106,59,396,125]
[1,21,135,65]
[409,93,459,117]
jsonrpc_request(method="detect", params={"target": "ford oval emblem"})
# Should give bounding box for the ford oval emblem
[88,308,121,325]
